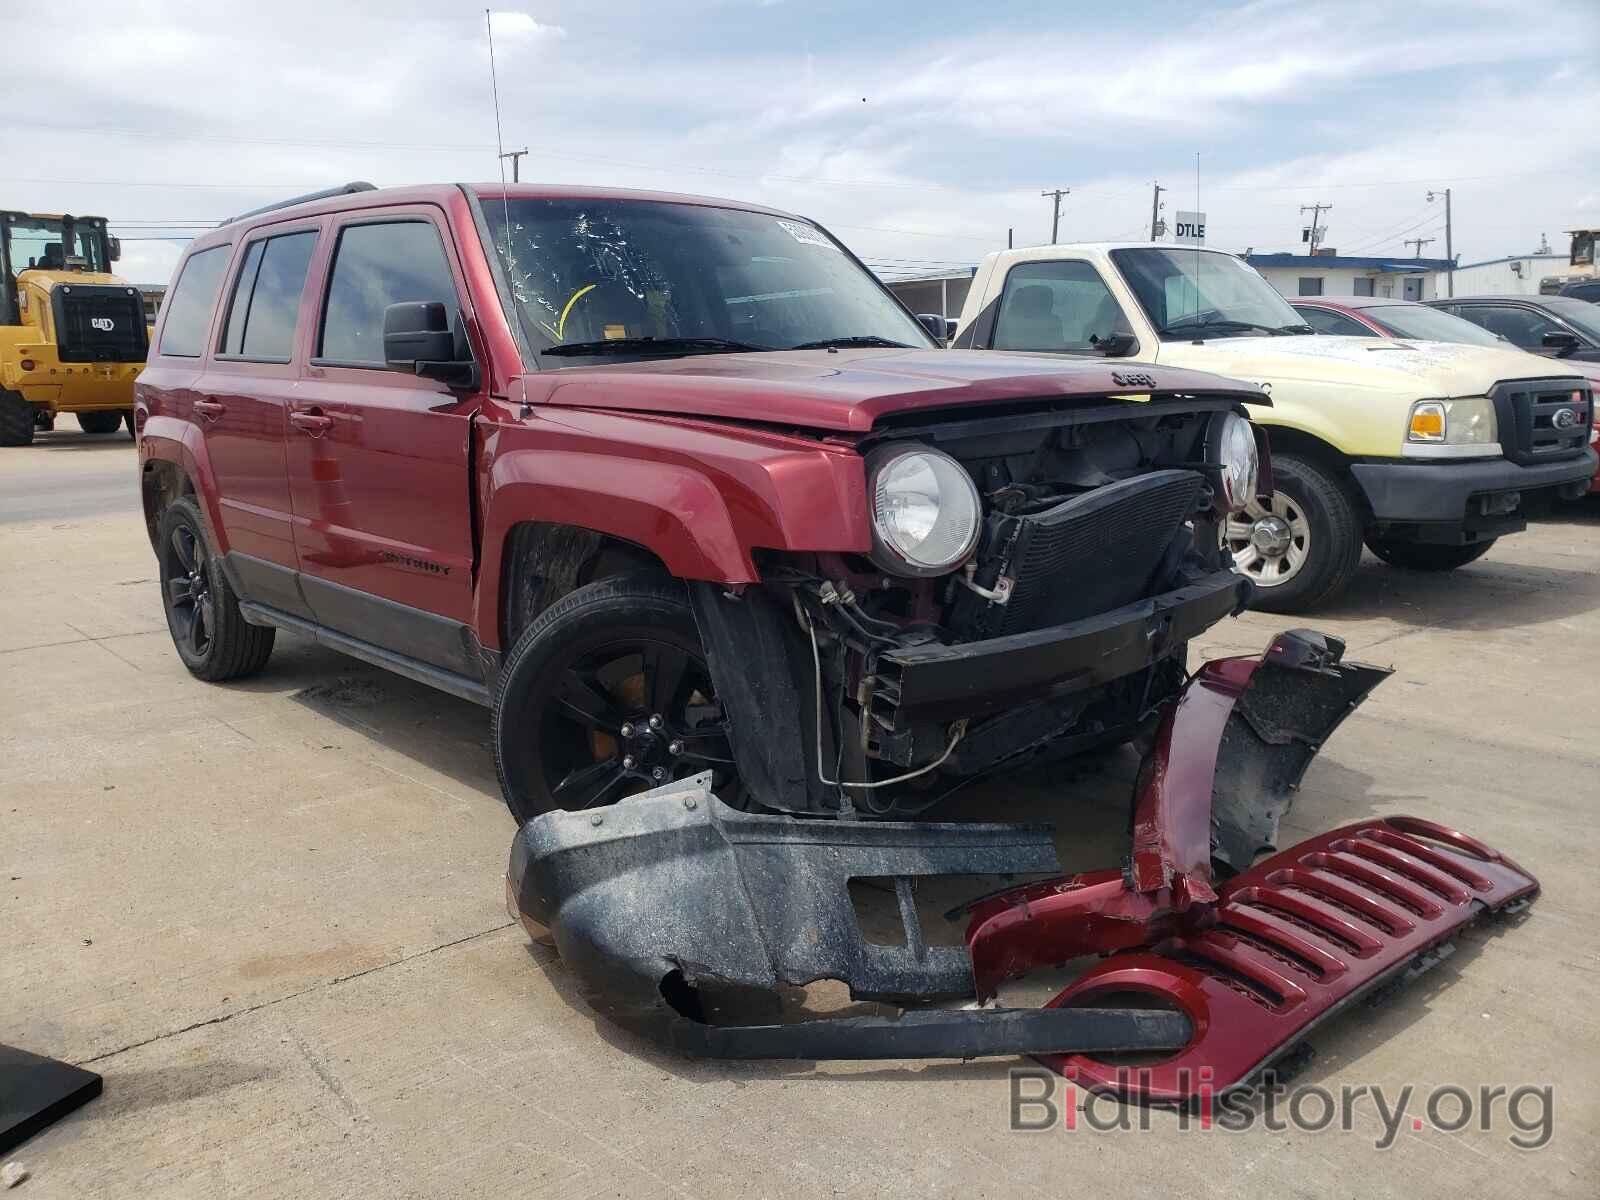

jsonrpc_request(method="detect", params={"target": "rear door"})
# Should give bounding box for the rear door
[285,207,480,676]
[198,223,322,614]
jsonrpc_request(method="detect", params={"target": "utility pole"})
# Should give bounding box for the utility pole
[1427,188,1453,297]
[499,147,528,182]
[1149,182,1166,241]
[1041,188,1069,244]
[1300,202,1332,256]
[1405,236,1436,258]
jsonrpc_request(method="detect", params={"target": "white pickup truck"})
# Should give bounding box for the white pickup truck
[950,244,1596,612]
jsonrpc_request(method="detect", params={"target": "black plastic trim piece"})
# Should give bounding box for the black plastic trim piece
[876,569,1247,724]
[238,600,490,707]
[297,572,481,679]
[222,551,315,621]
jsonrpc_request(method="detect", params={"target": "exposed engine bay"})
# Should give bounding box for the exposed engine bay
[728,396,1260,817]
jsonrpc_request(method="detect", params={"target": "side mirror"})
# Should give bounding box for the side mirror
[383,301,478,387]
[107,236,122,263]
[1541,330,1581,356]
[915,313,948,344]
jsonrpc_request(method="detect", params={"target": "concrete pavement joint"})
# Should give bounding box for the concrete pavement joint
[76,921,517,1068]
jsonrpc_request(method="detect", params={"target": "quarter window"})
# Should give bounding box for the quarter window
[220,230,318,360]
[990,260,1132,353]
[158,245,231,358]
[317,221,457,366]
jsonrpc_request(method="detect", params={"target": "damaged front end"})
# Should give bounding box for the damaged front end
[507,630,1538,1096]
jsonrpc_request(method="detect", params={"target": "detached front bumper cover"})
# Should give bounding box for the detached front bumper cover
[507,630,1538,1093]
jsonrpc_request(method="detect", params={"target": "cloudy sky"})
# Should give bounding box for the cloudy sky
[10,0,1598,285]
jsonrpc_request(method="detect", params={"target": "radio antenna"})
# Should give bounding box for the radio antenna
[485,9,515,275]
[1194,151,1202,328]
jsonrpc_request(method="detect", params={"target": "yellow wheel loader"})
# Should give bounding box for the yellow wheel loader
[1,211,149,446]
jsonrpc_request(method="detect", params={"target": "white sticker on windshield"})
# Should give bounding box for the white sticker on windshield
[777,219,838,250]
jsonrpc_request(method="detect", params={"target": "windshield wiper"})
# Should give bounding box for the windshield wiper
[542,336,771,358]
[789,335,913,350]
[1160,318,1304,339]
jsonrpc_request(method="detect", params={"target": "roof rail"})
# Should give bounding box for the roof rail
[220,182,378,226]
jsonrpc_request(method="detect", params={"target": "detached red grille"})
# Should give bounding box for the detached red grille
[1038,817,1538,1102]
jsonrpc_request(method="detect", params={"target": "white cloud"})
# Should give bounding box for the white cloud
[489,11,565,38]
[4,0,1595,286]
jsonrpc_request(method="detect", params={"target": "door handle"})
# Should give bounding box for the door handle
[193,398,225,420]
[289,408,334,437]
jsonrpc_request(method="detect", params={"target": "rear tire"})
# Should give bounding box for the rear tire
[157,497,275,681]
[123,409,136,436]
[0,390,35,446]
[1365,537,1496,571]
[76,410,123,435]
[1227,453,1362,614]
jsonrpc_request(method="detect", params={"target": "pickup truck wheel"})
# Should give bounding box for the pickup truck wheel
[0,390,35,446]
[76,410,123,434]
[1225,453,1361,613]
[1364,537,1496,571]
[494,574,745,824]
[157,497,275,681]
[123,409,136,435]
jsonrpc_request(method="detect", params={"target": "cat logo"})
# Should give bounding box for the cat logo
[90,317,116,332]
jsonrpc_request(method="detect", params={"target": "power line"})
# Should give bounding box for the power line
[1344,212,1443,255]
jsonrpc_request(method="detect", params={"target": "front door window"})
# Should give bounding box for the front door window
[989,260,1132,353]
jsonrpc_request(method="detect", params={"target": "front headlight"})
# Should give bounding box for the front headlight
[867,446,981,576]
[1405,397,1498,455]
[1209,412,1259,512]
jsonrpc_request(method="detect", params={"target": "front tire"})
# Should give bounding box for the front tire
[493,574,744,824]
[0,390,35,446]
[157,497,275,681]
[1365,537,1496,571]
[76,410,123,435]
[1225,452,1362,614]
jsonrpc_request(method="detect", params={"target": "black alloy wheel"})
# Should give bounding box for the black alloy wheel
[156,496,275,680]
[164,522,216,661]
[493,575,746,823]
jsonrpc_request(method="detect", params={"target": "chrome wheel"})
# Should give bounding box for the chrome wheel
[1225,493,1311,587]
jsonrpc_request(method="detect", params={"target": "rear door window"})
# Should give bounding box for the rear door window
[219,230,318,361]
[991,260,1131,353]
[316,220,457,367]
[158,245,231,358]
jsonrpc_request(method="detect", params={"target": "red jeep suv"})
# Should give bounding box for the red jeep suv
[137,182,1271,823]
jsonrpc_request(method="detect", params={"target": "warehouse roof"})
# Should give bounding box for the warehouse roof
[1244,252,1454,273]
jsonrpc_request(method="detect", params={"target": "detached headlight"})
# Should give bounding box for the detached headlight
[1208,412,1259,512]
[1405,397,1497,452]
[867,446,981,576]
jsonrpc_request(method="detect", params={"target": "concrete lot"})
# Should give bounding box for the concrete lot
[4,431,1598,1198]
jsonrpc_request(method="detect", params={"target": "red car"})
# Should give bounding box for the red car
[136,183,1537,1080]
[1293,295,1600,491]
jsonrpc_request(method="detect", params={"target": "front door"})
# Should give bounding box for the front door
[285,208,480,677]
[1403,276,1423,302]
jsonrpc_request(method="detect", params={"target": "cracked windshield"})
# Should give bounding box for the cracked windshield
[483,198,930,361]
